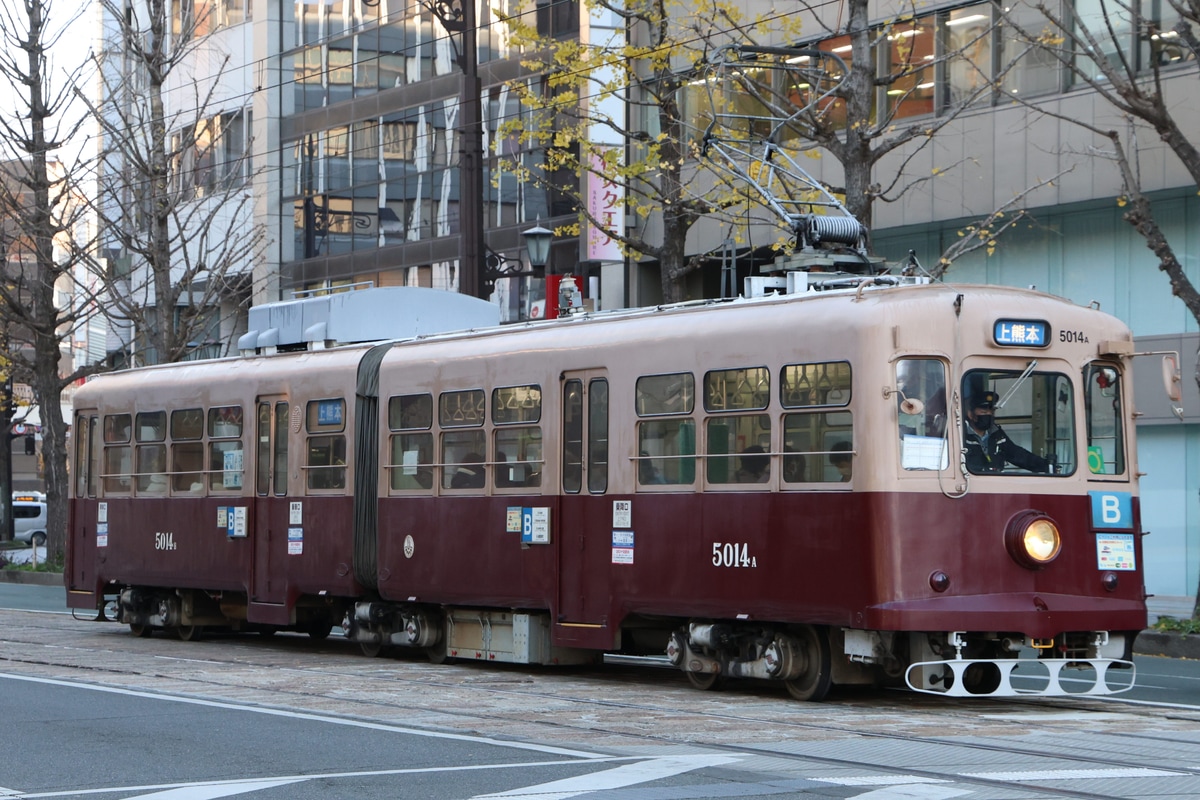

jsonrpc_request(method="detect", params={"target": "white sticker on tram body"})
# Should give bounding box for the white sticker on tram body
[287,527,303,555]
[289,502,303,525]
[612,530,634,565]
[612,500,632,529]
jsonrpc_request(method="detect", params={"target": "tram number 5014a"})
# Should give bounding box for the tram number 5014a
[712,542,757,568]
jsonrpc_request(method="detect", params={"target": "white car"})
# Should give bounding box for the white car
[12,501,47,547]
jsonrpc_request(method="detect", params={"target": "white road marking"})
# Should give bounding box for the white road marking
[4,758,634,799]
[472,754,743,799]
[960,767,1185,781]
[0,672,599,759]
[120,778,307,799]
[815,777,947,787]
[851,786,972,799]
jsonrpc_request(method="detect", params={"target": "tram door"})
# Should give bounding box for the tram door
[557,371,611,628]
[251,397,290,605]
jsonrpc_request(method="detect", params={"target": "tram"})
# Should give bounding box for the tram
[66,281,1149,699]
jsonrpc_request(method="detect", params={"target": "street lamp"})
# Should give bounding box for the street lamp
[522,224,553,273]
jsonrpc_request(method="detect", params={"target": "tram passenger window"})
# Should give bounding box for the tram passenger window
[439,389,485,427]
[103,445,132,493]
[170,408,205,492]
[780,362,851,408]
[1084,363,1125,475]
[637,373,696,486]
[961,370,1073,476]
[389,393,434,490]
[74,416,90,498]
[443,430,486,490]
[135,445,167,494]
[102,413,133,493]
[637,420,696,485]
[707,415,771,484]
[170,408,204,441]
[208,406,244,491]
[492,385,542,488]
[104,414,132,444]
[306,399,347,491]
[783,412,853,483]
[133,412,167,494]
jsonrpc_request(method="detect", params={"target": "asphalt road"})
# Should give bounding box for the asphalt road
[4,585,1200,800]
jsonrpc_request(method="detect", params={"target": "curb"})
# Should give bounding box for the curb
[1134,630,1200,660]
[0,570,64,587]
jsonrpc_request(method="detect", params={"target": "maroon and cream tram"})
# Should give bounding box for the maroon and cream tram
[66,282,1148,699]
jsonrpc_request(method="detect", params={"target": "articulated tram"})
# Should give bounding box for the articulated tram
[66,282,1148,699]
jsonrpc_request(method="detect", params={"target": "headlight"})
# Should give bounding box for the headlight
[1005,511,1061,570]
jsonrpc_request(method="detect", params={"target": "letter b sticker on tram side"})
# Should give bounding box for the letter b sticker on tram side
[1088,491,1133,530]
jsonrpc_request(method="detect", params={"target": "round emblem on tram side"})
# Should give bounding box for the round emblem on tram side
[403,534,415,559]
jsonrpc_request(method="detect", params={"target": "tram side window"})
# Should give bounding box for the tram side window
[493,385,541,488]
[134,411,167,494]
[636,373,696,486]
[961,369,1074,476]
[306,399,347,490]
[208,406,244,490]
[895,358,949,471]
[170,408,205,492]
[388,393,433,491]
[256,404,271,495]
[1084,363,1125,475]
[102,413,132,493]
[780,362,853,484]
[783,412,854,483]
[705,365,771,485]
[440,389,486,490]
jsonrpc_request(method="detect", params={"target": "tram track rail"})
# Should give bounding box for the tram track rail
[2,611,1197,799]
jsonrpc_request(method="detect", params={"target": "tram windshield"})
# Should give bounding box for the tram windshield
[961,369,1075,476]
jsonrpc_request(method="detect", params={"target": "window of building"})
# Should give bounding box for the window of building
[885,15,937,119]
[388,393,434,490]
[998,2,1063,97]
[306,399,347,490]
[945,5,993,107]
[636,373,696,486]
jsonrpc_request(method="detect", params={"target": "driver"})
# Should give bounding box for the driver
[963,390,1050,474]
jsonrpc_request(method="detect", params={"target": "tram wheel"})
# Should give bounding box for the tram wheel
[784,624,832,702]
[425,639,455,665]
[360,641,385,658]
[685,670,724,691]
[307,621,334,641]
[128,623,151,638]
[175,625,203,642]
